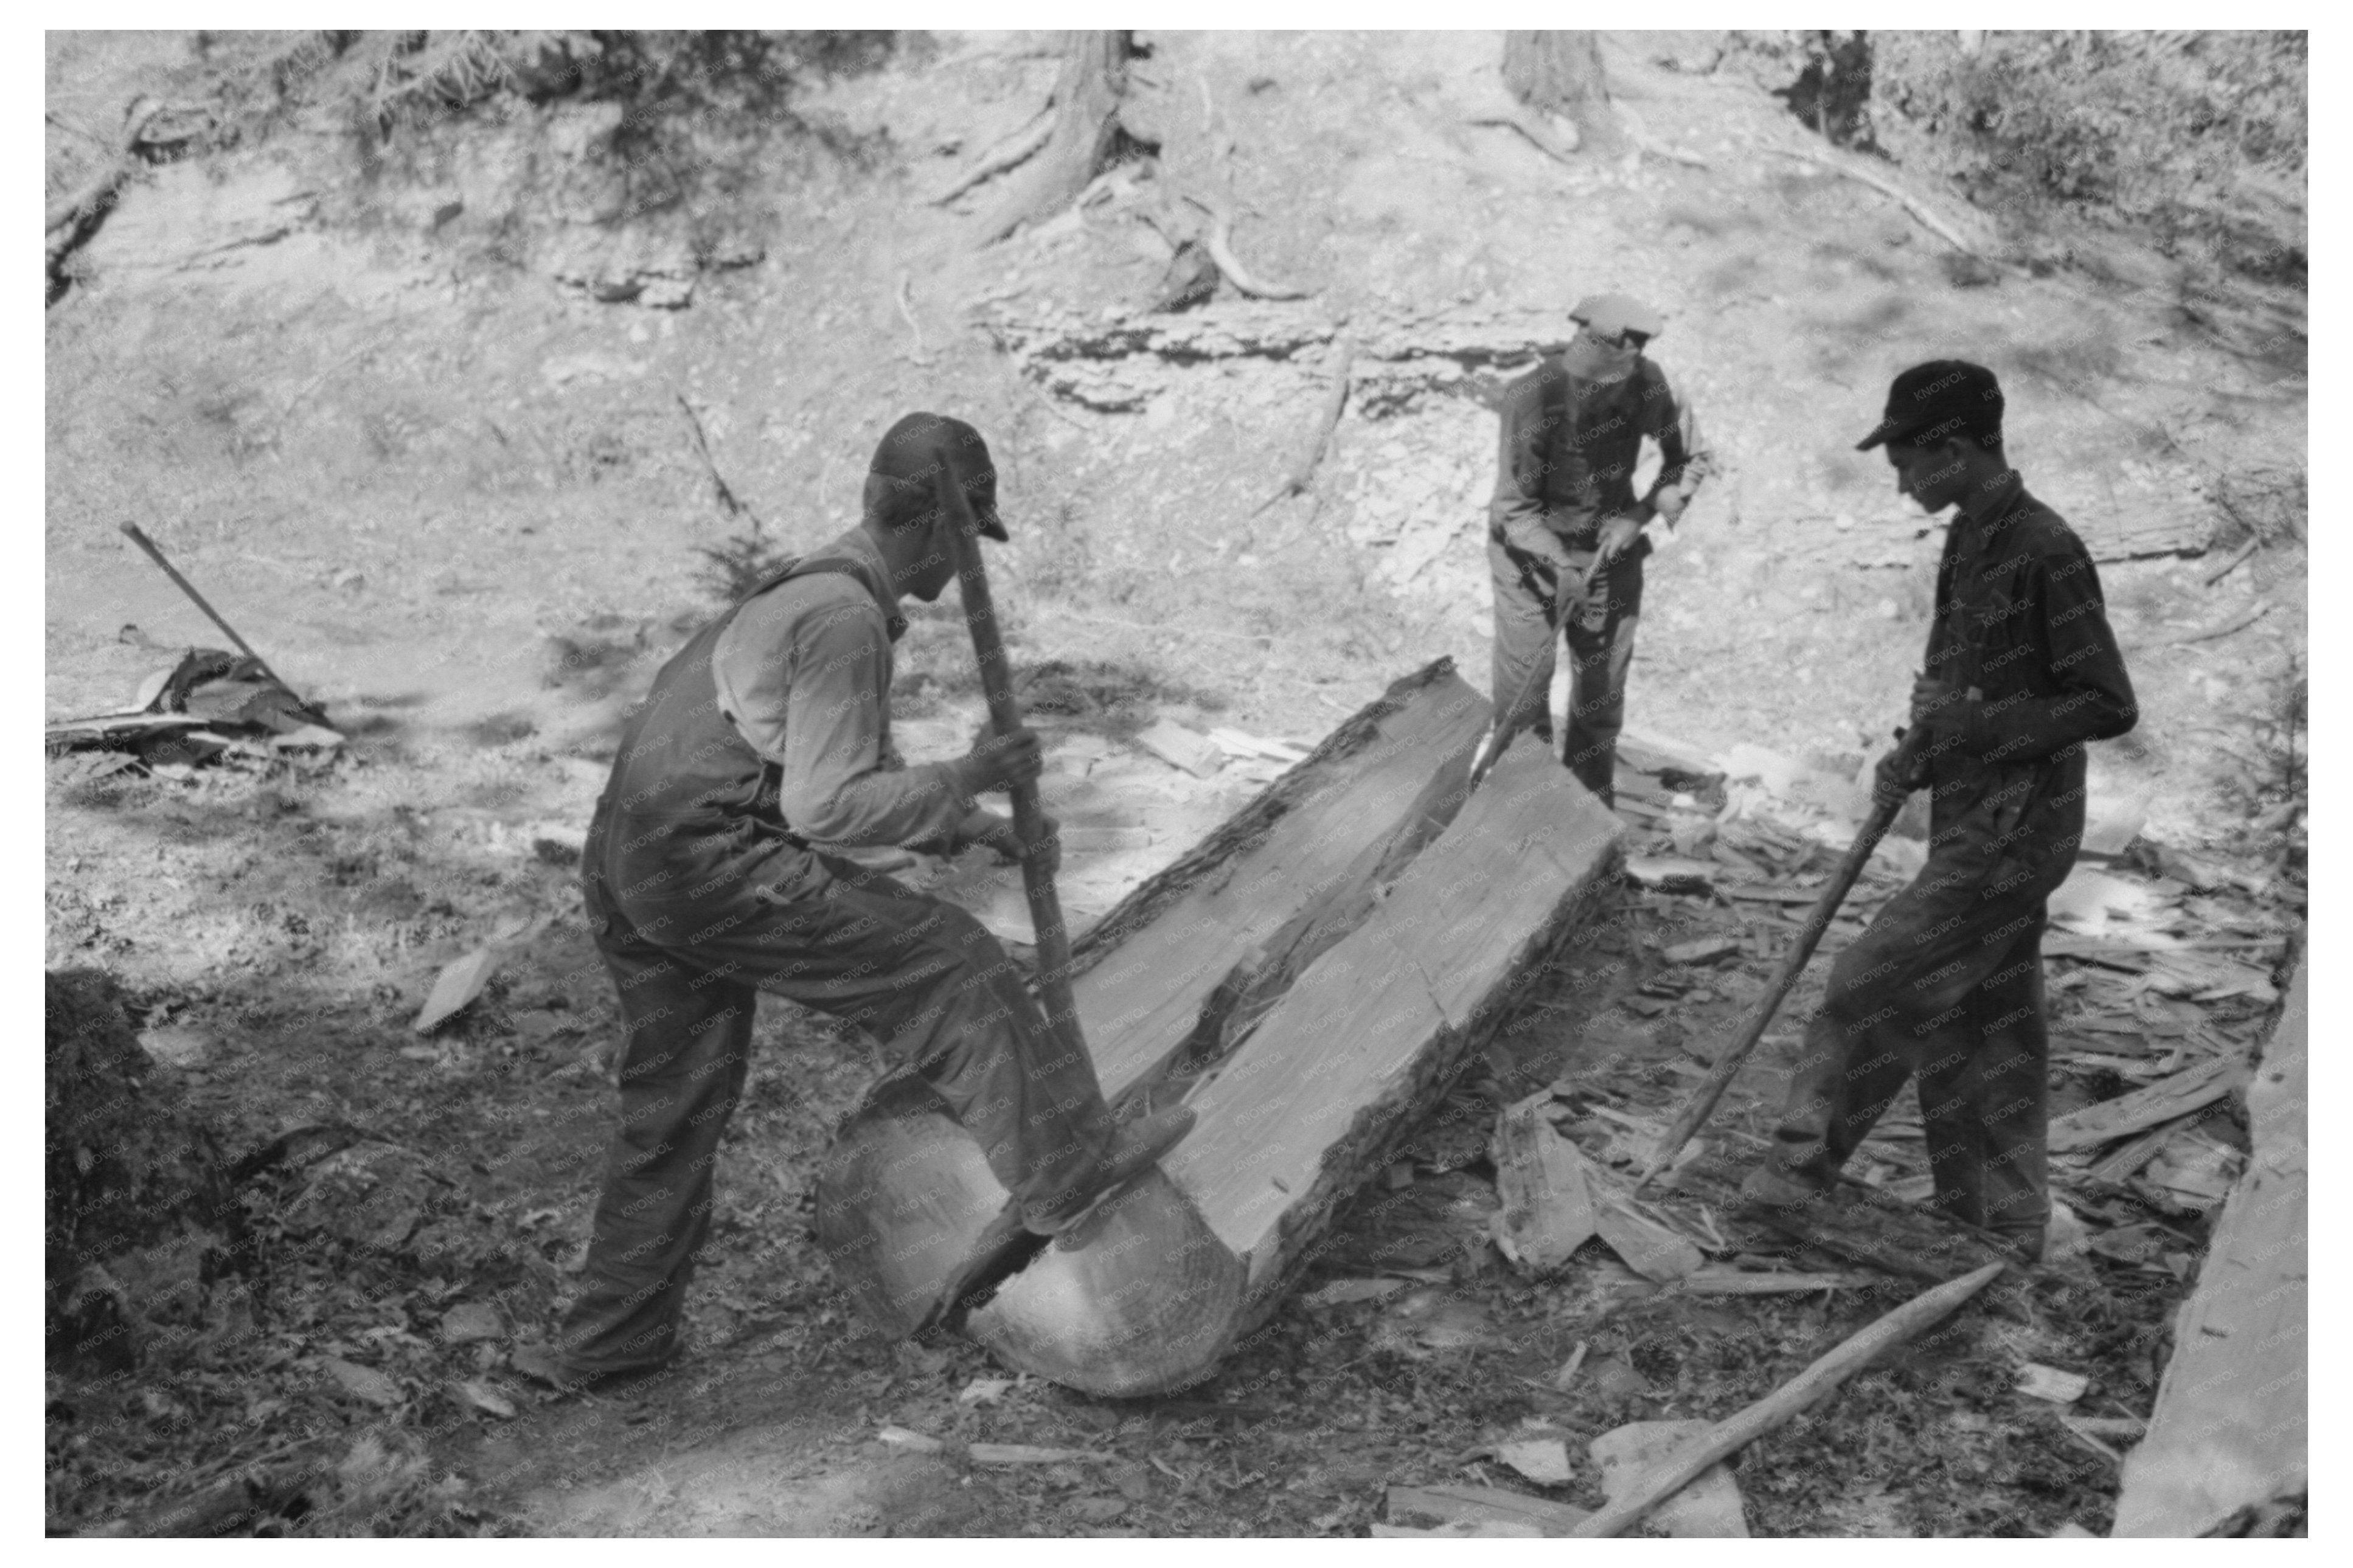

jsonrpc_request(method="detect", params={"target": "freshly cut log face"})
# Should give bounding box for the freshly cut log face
[967,735,1623,1392]
[817,661,1489,1339]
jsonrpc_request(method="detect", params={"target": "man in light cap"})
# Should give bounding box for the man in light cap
[537,412,1192,1392]
[1486,292,1706,805]
[1740,362,2137,1264]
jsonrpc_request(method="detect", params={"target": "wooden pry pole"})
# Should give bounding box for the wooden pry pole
[1635,724,1929,1189]
[1568,1261,2007,1538]
[938,485,1085,1053]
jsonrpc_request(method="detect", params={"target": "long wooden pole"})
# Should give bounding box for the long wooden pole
[941,503,1085,1056]
[1635,724,1928,1190]
[1568,1260,2006,1538]
[117,521,286,686]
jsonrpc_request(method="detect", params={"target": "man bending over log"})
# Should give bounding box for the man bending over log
[1740,363,2137,1264]
[529,413,1193,1393]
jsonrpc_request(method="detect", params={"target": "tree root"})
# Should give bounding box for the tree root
[1180,192,1310,301]
[1760,142,2008,268]
[932,108,1055,207]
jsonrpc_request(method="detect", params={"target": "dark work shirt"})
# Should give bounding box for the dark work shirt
[1489,347,1703,558]
[1919,474,2137,855]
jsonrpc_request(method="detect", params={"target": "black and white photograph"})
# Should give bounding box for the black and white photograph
[41,19,2310,1539]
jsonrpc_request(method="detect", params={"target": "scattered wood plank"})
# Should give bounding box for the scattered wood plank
[1667,1269,1875,1297]
[965,737,1622,1393]
[1568,1262,2007,1538]
[1590,1419,1748,1537]
[1131,717,1224,777]
[877,1426,1112,1466]
[2047,1055,2241,1154]
[1663,935,1740,966]
[819,664,1491,1341]
[1489,1097,1599,1273]
[2113,964,2306,1536]
[1385,1483,1590,1536]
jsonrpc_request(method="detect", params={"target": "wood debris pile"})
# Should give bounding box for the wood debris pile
[46,640,343,784]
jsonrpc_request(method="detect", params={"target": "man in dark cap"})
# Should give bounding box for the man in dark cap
[535,412,1192,1391]
[1740,362,2138,1263]
[1486,292,1707,805]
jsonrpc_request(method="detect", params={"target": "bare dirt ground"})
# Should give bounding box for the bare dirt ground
[46,31,2303,1537]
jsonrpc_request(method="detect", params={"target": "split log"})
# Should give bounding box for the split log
[2112,964,2306,1536]
[966,736,1621,1392]
[1568,1261,2007,1537]
[816,662,1489,1339]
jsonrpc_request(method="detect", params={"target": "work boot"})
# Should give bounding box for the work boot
[1735,1162,1835,1221]
[1021,1105,1196,1240]
[509,1343,679,1403]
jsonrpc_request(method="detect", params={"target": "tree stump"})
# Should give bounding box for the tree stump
[1502,31,1625,157]
[46,970,239,1378]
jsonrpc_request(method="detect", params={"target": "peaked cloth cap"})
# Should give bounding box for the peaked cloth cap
[867,412,1008,540]
[1569,293,1664,339]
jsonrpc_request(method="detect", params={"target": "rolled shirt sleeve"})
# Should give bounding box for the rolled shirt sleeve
[1639,363,1706,517]
[712,585,973,849]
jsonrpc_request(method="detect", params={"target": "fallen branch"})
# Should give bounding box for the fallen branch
[1467,111,1579,167]
[1760,144,2001,266]
[2201,535,2262,586]
[673,393,763,529]
[2125,599,2274,651]
[1180,192,1312,300]
[932,107,1056,206]
[1253,333,1355,515]
[894,271,933,365]
[1568,1262,2007,1538]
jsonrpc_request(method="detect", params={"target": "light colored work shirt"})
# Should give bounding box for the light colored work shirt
[708,529,974,849]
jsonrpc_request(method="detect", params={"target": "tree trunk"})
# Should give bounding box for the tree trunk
[983,30,1139,242]
[1503,30,1624,156]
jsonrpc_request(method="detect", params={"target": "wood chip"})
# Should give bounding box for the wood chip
[319,1356,403,1408]
[1664,935,1741,966]
[2017,1364,2091,1404]
[1625,855,1715,894]
[1489,1099,1599,1274]
[1493,1436,1574,1485]
[412,947,503,1033]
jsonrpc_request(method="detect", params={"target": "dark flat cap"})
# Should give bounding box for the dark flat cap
[1857,360,2005,451]
[869,411,1007,539]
